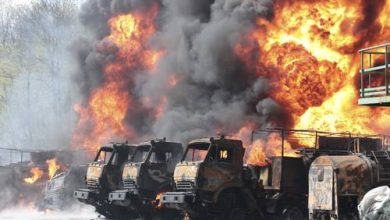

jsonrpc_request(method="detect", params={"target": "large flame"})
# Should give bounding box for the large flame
[24,167,44,184]
[236,0,390,133]
[72,5,161,151]
[235,0,390,166]
[72,1,390,163]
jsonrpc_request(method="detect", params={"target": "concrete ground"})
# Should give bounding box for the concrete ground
[0,207,98,220]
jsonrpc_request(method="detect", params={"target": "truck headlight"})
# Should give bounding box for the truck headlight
[86,166,103,180]
[122,165,139,183]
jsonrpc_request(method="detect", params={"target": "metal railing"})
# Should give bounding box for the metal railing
[359,43,390,98]
[0,147,33,165]
[251,128,390,157]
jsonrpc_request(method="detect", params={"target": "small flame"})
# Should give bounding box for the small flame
[46,158,60,179]
[154,192,164,208]
[247,133,297,167]
[24,167,44,184]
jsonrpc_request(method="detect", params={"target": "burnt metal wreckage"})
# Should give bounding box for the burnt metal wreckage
[74,139,184,219]
[74,142,138,219]
[160,129,390,220]
[0,148,86,210]
[65,128,390,219]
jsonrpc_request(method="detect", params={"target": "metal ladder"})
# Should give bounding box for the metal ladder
[370,151,390,183]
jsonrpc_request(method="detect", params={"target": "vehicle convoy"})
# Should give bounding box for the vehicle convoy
[308,151,390,220]
[108,139,183,219]
[160,129,389,220]
[74,142,137,218]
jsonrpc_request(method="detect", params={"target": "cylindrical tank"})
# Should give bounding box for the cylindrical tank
[308,154,379,220]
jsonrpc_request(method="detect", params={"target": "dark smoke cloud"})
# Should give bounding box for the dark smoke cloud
[75,0,278,143]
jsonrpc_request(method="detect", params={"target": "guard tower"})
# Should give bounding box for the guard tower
[359,43,390,106]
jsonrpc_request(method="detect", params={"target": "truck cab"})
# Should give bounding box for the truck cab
[73,142,136,218]
[161,136,258,219]
[108,139,183,219]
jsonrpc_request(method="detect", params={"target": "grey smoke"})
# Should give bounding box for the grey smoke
[74,0,280,145]
[0,0,83,150]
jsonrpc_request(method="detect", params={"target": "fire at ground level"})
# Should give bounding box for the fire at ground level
[2,130,390,220]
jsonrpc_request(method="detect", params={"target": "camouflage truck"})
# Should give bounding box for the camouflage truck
[160,136,261,220]
[108,139,183,219]
[73,142,137,218]
[308,151,390,220]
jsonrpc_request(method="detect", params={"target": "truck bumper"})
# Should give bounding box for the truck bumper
[108,189,140,207]
[73,188,98,203]
[160,192,195,209]
[109,189,139,201]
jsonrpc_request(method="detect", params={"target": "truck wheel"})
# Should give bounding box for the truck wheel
[96,205,133,219]
[228,208,246,220]
[283,206,304,220]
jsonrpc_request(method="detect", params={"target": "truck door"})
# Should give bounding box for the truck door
[201,144,235,192]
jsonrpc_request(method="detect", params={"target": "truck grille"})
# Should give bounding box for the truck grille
[176,181,194,191]
[86,179,99,188]
[123,179,137,189]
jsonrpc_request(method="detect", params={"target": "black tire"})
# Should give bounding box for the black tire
[156,209,183,220]
[228,208,246,220]
[283,206,304,220]
[95,204,134,220]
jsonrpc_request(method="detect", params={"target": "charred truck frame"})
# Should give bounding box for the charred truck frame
[309,146,390,219]
[74,142,136,218]
[108,139,183,219]
[254,129,389,220]
[161,129,388,220]
[161,136,261,220]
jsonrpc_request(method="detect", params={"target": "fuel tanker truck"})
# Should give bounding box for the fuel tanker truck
[308,151,390,220]
[108,138,183,219]
[161,130,388,220]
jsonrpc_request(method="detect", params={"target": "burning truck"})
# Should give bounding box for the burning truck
[160,129,390,220]
[40,164,88,210]
[108,139,183,219]
[0,148,85,210]
[74,142,137,218]
[308,151,390,220]
[74,139,183,219]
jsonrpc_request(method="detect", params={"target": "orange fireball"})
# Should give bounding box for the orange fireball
[236,0,390,136]
[72,4,161,151]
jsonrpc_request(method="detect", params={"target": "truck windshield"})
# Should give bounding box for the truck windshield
[95,147,114,164]
[131,145,151,163]
[183,144,209,162]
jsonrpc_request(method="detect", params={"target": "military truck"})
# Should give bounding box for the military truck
[160,136,261,220]
[74,142,137,218]
[161,129,388,220]
[0,148,86,210]
[109,138,183,219]
[41,165,87,210]
[308,152,390,220]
